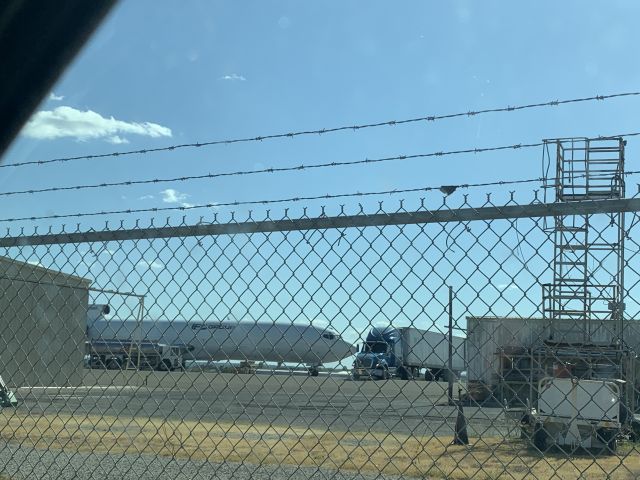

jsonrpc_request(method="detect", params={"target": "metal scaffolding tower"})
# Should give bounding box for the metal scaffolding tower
[542,137,626,343]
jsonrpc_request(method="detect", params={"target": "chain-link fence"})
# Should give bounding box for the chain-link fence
[0,190,639,479]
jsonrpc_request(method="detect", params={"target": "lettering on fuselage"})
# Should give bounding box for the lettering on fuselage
[191,323,234,331]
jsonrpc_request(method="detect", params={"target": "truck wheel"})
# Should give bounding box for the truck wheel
[398,367,409,380]
[596,429,618,455]
[352,373,360,381]
[533,423,548,451]
[158,360,172,371]
[96,357,107,369]
[106,358,121,370]
[425,369,435,381]
[630,418,640,442]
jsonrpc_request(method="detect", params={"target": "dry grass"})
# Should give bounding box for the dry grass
[0,411,638,479]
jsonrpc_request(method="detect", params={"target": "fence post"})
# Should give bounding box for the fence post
[448,285,454,406]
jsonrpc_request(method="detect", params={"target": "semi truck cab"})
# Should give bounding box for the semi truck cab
[352,326,399,380]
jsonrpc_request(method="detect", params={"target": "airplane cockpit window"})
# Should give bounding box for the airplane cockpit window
[322,333,336,340]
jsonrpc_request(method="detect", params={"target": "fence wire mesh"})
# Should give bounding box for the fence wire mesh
[0,191,639,479]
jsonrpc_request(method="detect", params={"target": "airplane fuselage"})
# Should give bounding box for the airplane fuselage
[87,318,356,366]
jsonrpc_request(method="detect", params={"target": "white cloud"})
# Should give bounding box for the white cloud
[107,135,129,144]
[22,106,172,143]
[49,92,64,101]
[27,260,44,267]
[137,260,163,270]
[139,195,154,200]
[161,188,189,204]
[220,73,246,81]
[497,284,519,291]
[160,188,194,208]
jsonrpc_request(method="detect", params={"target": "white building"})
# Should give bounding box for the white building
[0,257,90,386]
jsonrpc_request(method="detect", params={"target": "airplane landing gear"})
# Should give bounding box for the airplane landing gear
[308,366,320,377]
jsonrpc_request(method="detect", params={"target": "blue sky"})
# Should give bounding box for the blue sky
[3,0,640,228]
[2,2,640,359]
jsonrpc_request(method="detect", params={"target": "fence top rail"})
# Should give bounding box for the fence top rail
[1,197,639,247]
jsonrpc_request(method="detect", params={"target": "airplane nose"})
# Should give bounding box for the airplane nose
[321,338,358,362]
[338,339,357,359]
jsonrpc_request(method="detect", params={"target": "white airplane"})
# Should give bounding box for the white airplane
[86,305,356,375]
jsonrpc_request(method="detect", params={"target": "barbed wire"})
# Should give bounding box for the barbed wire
[0,142,545,198]
[4,170,640,224]
[5,91,639,170]
[3,132,640,199]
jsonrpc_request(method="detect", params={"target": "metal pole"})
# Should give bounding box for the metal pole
[137,297,144,369]
[110,291,146,370]
[3,198,640,248]
[448,285,454,406]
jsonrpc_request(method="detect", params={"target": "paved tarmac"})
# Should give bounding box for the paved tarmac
[14,370,512,438]
[2,371,520,479]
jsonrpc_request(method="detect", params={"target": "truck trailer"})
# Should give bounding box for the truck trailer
[86,340,184,371]
[352,326,465,381]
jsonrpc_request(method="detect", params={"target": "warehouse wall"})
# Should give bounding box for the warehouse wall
[0,257,90,387]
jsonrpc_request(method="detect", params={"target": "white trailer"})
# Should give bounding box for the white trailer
[399,327,465,381]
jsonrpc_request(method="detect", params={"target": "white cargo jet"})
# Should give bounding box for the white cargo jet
[86,305,356,376]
